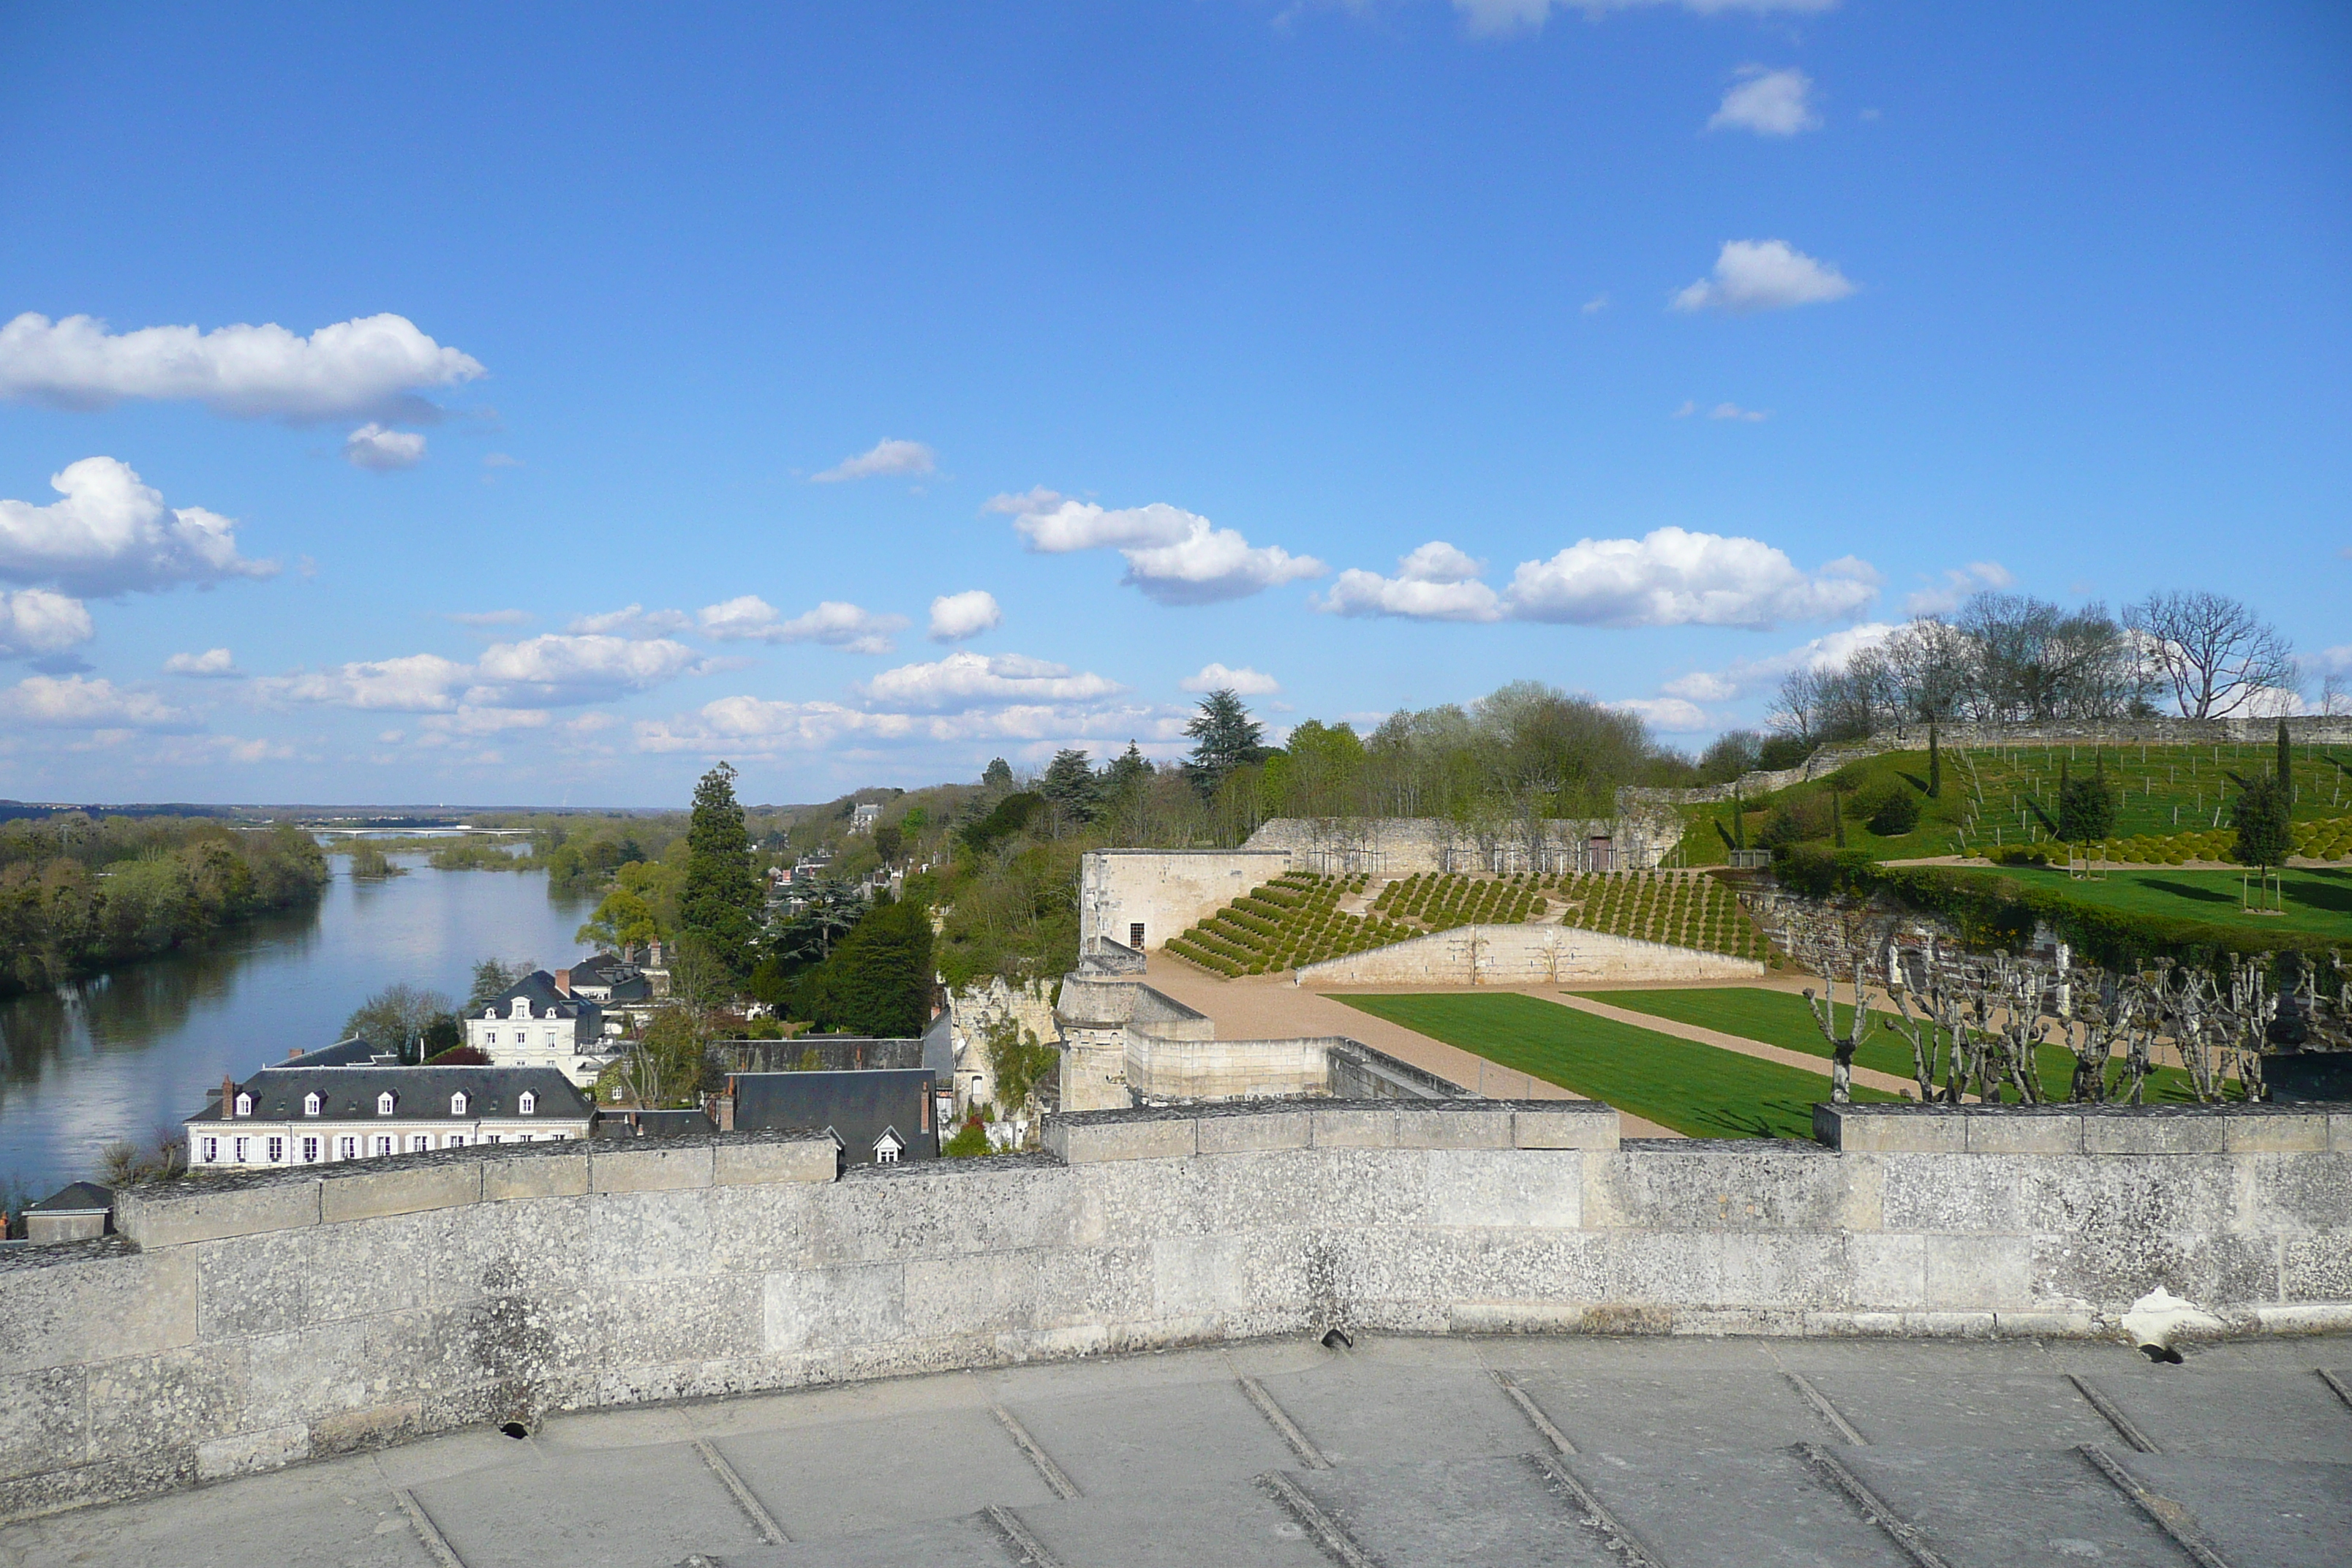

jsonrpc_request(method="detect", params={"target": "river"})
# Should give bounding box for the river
[0,856,600,1199]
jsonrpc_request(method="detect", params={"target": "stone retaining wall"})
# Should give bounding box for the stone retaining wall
[1292,922,1764,987]
[1,1102,2346,1523]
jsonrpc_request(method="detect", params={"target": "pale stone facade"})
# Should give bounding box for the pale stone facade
[1292,921,1765,987]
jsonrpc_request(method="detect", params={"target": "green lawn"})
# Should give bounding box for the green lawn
[1335,992,1899,1139]
[1576,986,2214,1104]
[1973,864,2352,941]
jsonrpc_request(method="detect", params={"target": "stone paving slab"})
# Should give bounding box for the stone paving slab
[2110,1454,2352,1568]
[1003,1485,1338,1567]
[1286,1454,1622,1567]
[407,1439,763,1568]
[2070,1365,2352,1462]
[994,1376,1299,1501]
[1557,1445,1915,1568]
[1837,1445,2187,1568]
[710,1405,1060,1541]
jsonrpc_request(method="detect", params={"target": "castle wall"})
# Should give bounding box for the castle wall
[1,1103,2346,1523]
[1077,849,1294,954]
[1292,923,1765,987]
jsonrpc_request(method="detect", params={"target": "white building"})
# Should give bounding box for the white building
[186,1064,593,1171]
[848,802,881,834]
[467,970,614,1086]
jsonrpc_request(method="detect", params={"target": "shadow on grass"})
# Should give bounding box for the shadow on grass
[2141,878,2237,907]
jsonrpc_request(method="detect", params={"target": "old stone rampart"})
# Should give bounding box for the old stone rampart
[1,1102,2347,1523]
[1292,921,1764,987]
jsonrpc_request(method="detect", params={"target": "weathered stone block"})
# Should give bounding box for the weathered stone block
[1844,1232,1926,1311]
[714,1137,837,1186]
[86,1347,244,1457]
[195,1422,308,1481]
[0,1250,197,1375]
[1923,1234,2031,1311]
[0,1368,86,1482]
[2332,1111,2352,1152]
[1311,1107,1397,1148]
[118,1179,321,1248]
[195,1233,308,1340]
[320,1161,480,1224]
[1395,1107,1512,1149]
[1049,1117,1196,1163]
[1424,1150,1580,1228]
[1512,1105,1618,1150]
[1814,1106,1964,1153]
[2220,1112,2331,1153]
[764,1262,906,1354]
[1964,1114,2081,1155]
[2081,1115,2228,1155]
[1195,1110,1311,1155]
[1880,1154,2021,1232]
[590,1142,714,1194]
[481,1148,589,1201]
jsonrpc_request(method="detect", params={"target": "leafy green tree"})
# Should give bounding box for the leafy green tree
[983,1015,1060,1109]
[791,894,935,1036]
[1040,748,1102,826]
[680,762,763,978]
[576,886,659,949]
[2234,772,2292,868]
[942,1118,994,1158]
[872,823,903,864]
[2058,759,2117,843]
[1183,689,1267,799]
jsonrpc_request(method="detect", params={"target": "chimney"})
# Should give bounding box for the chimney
[716,1078,736,1133]
[287,1048,301,1060]
[553,968,571,997]
[222,1074,236,1116]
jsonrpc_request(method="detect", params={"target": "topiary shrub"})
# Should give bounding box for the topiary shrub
[1860,783,1921,837]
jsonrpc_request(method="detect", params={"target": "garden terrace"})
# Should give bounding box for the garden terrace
[1367,870,1552,931]
[1164,872,1418,977]
[1542,870,1770,961]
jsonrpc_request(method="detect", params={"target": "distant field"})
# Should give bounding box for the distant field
[1971,864,2352,941]
[1335,992,1899,1139]
[1578,986,2214,1103]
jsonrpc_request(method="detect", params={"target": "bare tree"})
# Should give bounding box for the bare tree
[2125,590,2296,718]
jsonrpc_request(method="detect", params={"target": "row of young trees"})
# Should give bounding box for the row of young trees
[1772,589,2302,747]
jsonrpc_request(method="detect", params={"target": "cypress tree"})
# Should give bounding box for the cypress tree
[681,762,763,979]
[1831,785,1846,848]
[1732,787,1746,851]
[2278,717,2293,802]
[1926,723,1941,799]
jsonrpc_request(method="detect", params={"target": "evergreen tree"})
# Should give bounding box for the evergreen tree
[1926,722,1941,799]
[1040,747,1103,824]
[2234,772,2292,869]
[791,895,935,1037]
[1103,742,1150,796]
[1182,689,1266,799]
[981,757,1014,790]
[2059,757,2117,843]
[2278,717,2294,803]
[680,762,763,979]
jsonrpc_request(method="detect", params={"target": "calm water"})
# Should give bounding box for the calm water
[0,856,599,1196]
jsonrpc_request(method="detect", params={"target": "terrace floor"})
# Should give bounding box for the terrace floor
[10,1332,2346,1567]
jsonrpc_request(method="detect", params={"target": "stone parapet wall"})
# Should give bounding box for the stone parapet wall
[2,1104,2347,1523]
[1292,922,1764,987]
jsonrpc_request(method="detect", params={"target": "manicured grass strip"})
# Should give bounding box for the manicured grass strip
[1972,865,2352,941]
[1335,992,1898,1140]
[1575,987,2209,1104]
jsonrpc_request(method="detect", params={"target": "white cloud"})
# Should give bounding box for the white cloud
[421,706,554,738]
[813,438,938,483]
[0,456,276,595]
[0,589,94,657]
[1659,670,1740,701]
[1903,560,2015,617]
[0,674,189,729]
[1323,529,1876,630]
[1673,239,1856,314]
[1509,532,1877,628]
[1709,402,1768,421]
[1453,0,1836,37]
[986,488,1324,605]
[446,608,533,627]
[164,647,240,678]
[344,423,426,471]
[1583,293,1610,314]
[1182,663,1281,696]
[0,312,484,421]
[566,604,693,638]
[1672,622,1904,705]
[1318,540,1504,622]
[633,692,1181,758]
[698,596,908,655]
[1609,696,1715,733]
[259,653,474,712]
[1708,67,1820,136]
[927,589,1003,642]
[859,651,1126,712]
[467,634,705,706]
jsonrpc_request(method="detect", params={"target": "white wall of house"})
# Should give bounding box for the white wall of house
[467,996,606,1084]
[191,1109,587,1170]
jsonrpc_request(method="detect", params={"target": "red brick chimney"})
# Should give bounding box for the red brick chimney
[221,1074,235,1116]
[553,968,572,997]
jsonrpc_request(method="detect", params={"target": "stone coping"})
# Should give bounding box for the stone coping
[1816,1099,2352,1154]
[1043,1097,1620,1162]
[110,1130,840,1251]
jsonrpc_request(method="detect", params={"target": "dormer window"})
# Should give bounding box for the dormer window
[510,998,531,1019]
[482,1006,497,1019]
[233,1092,252,1117]
[377,1091,396,1116]
[304,1093,321,1116]
[518,1091,537,1116]
[450,1091,469,1115]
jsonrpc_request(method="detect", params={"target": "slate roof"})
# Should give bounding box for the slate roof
[714,1036,928,1073]
[473,970,601,1023]
[728,1068,936,1164]
[280,1036,394,1068]
[189,1065,594,1125]
[29,1181,114,1214]
[592,1109,720,1139]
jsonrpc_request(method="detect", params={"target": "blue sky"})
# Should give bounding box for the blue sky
[1,1,2345,806]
